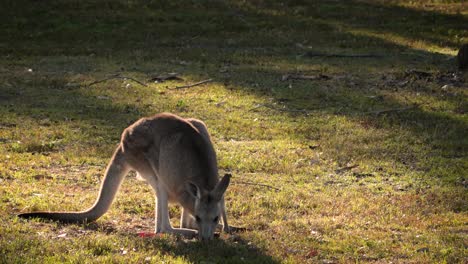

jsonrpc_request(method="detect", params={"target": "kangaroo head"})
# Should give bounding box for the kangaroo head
[186,174,231,241]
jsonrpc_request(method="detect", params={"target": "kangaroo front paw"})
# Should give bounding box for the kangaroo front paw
[158,227,197,239]
[223,225,231,233]
[175,228,198,239]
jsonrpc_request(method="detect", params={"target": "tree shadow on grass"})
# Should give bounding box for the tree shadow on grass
[1,0,465,55]
[228,65,467,182]
[209,1,467,182]
[261,0,466,50]
[1,0,466,181]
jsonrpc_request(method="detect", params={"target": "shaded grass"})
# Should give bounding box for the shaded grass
[1,0,467,263]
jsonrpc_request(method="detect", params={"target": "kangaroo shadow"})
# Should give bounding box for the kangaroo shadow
[102,226,280,264]
[148,235,278,264]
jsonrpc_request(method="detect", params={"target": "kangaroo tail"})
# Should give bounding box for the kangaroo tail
[18,145,130,224]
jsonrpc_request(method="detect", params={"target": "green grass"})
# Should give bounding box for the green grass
[1,0,467,263]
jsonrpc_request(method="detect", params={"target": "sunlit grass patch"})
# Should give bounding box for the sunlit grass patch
[0,0,466,263]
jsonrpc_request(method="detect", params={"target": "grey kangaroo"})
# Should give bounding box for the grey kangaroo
[19,113,232,240]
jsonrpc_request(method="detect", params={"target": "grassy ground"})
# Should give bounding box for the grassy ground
[1,0,467,263]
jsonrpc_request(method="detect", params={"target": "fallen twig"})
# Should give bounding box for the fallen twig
[232,180,280,191]
[303,52,382,58]
[251,104,311,114]
[335,164,359,173]
[87,74,148,87]
[281,74,331,81]
[404,69,431,79]
[169,79,213,90]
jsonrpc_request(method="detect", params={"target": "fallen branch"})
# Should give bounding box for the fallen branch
[148,72,183,83]
[169,79,213,90]
[366,106,415,115]
[335,164,359,173]
[87,74,148,87]
[232,180,280,191]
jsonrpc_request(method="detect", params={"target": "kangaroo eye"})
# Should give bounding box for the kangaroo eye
[195,216,201,222]
[213,216,219,223]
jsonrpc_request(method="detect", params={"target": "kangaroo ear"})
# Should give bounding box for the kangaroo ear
[186,181,201,200]
[212,173,231,201]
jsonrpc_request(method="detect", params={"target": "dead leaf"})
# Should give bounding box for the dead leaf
[306,248,319,258]
[416,247,429,253]
[137,232,157,238]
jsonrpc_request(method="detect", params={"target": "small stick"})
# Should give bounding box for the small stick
[366,106,415,115]
[282,74,331,81]
[232,180,280,191]
[87,74,148,87]
[251,104,311,114]
[169,79,213,90]
[303,52,382,58]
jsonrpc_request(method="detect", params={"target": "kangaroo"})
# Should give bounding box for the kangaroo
[18,113,232,241]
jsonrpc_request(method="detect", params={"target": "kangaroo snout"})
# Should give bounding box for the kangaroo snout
[197,226,215,241]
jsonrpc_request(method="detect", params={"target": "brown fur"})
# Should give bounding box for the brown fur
[19,113,232,240]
